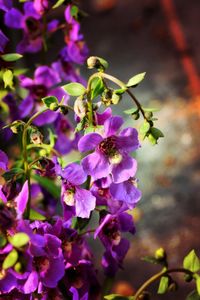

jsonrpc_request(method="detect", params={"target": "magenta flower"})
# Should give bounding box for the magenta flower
[0,149,8,171]
[4,2,43,53]
[0,29,8,52]
[60,163,96,219]
[78,116,140,183]
[19,65,68,126]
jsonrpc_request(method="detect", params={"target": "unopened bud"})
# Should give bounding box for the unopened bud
[111,93,121,105]
[49,103,59,111]
[144,111,153,119]
[168,282,178,292]
[74,96,86,119]
[30,130,43,144]
[59,105,68,115]
[155,247,166,260]
[87,56,99,69]
[184,274,193,282]
[132,111,140,120]
[39,149,47,157]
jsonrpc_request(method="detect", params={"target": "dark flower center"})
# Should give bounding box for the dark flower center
[102,218,121,245]
[25,17,41,39]
[98,136,117,157]
[31,84,48,100]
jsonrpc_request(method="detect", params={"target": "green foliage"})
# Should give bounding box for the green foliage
[70,5,79,19]
[63,82,86,96]
[33,174,60,199]
[42,96,58,110]
[126,72,146,88]
[2,168,24,181]
[186,290,200,300]
[157,276,169,294]
[124,108,138,115]
[1,53,22,62]
[2,249,18,270]
[104,294,133,300]
[29,209,46,221]
[139,120,150,139]
[3,69,14,89]
[183,250,200,273]
[52,0,65,9]
[8,233,30,248]
[0,235,7,248]
[196,276,200,296]
[90,77,104,99]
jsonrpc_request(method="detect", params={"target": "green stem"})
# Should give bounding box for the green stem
[89,72,148,121]
[22,108,49,218]
[134,268,194,299]
[27,144,61,157]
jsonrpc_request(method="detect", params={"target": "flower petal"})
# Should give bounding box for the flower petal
[4,8,23,29]
[116,127,140,152]
[104,116,123,137]
[16,181,29,219]
[23,271,38,294]
[111,155,137,183]
[0,149,8,171]
[75,187,96,218]
[62,163,87,185]
[78,133,103,152]
[82,151,110,180]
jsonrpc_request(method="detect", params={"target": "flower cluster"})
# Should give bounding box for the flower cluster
[0,1,157,299]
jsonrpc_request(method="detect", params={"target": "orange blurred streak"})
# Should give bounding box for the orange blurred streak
[161,0,200,96]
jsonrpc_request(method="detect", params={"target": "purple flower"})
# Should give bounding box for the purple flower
[54,115,80,155]
[0,29,9,52]
[15,181,29,219]
[60,163,96,219]
[0,149,8,170]
[4,2,43,53]
[95,213,135,276]
[0,0,12,12]
[110,178,142,209]
[33,0,49,15]
[19,65,68,126]
[78,116,140,183]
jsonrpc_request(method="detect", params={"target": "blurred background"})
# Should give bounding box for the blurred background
[80,0,200,298]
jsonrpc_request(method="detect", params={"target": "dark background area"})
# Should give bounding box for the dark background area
[81,0,200,298]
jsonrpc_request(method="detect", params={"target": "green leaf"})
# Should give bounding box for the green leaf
[104,294,132,300]
[151,127,164,139]
[97,57,109,70]
[183,250,200,273]
[143,107,160,112]
[29,209,46,221]
[3,69,14,89]
[139,121,150,134]
[142,256,164,265]
[42,96,58,108]
[9,233,29,248]
[115,88,127,95]
[148,133,157,145]
[71,5,79,19]
[157,276,169,294]
[0,235,7,248]
[124,107,138,115]
[196,277,200,296]
[63,83,86,96]
[48,128,56,147]
[90,77,104,99]
[1,53,23,62]
[186,290,200,300]
[33,174,60,199]
[3,249,18,270]
[126,72,146,87]
[52,0,65,9]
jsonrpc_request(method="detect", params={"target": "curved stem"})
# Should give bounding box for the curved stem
[22,108,49,218]
[27,144,61,157]
[134,268,194,299]
[89,72,148,121]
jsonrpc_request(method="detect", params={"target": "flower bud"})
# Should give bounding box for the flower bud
[74,96,86,119]
[132,111,140,120]
[59,105,68,115]
[30,130,43,144]
[39,149,47,157]
[155,247,166,260]
[87,56,99,69]
[49,102,59,111]
[184,274,193,282]
[111,93,121,105]
[144,111,153,119]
